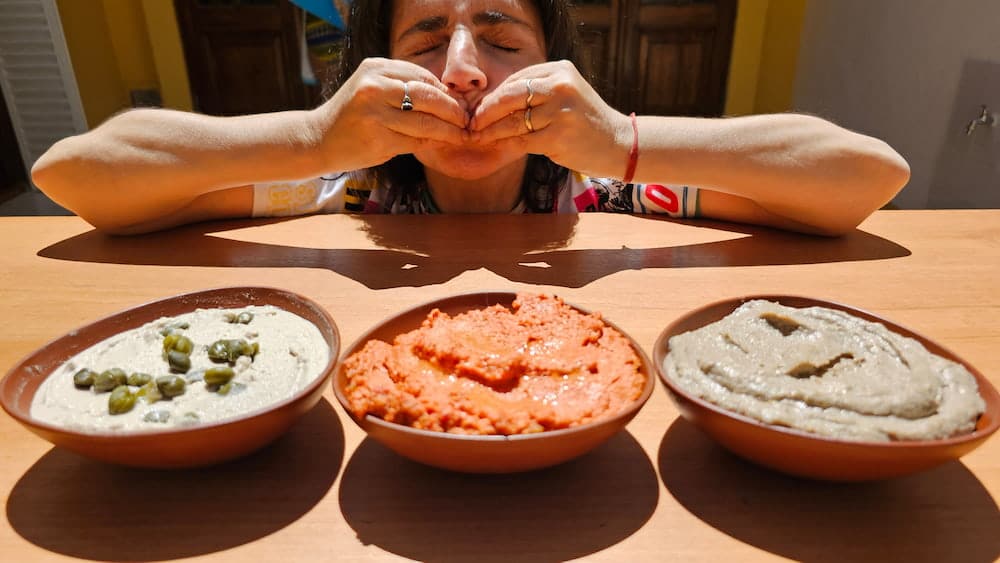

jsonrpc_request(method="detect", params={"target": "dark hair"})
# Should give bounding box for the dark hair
[330,0,584,212]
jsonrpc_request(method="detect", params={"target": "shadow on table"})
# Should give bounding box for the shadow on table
[338,430,658,563]
[6,398,345,561]
[658,418,1000,563]
[37,215,911,289]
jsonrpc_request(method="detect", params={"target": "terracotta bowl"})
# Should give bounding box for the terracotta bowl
[0,286,340,468]
[333,291,655,473]
[654,295,1000,481]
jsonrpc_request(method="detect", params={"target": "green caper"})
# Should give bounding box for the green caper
[174,335,194,355]
[93,368,127,392]
[137,381,162,403]
[162,332,180,352]
[178,412,200,427]
[167,350,191,373]
[143,410,170,423]
[207,340,230,363]
[217,382,233,395]
[127,372,153,387]
[108,385,137,415]
[208,339,256,363]
[163,333,193,355]
[73,368,97,389]
[225,311,254,324]
[243,341,260,359]
[204,366,234,387]
[158,322,189,336]
[156,375,186,398]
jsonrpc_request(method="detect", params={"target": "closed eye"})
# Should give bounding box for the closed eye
[412,43,443,56]
[486,41,520,53]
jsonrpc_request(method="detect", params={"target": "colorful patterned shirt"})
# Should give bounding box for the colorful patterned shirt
[252,171,699,218]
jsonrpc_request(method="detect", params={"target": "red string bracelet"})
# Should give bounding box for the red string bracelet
[622,112,639,184]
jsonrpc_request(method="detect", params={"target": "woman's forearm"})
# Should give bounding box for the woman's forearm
[630,113,911,235]
[31,108,329,232]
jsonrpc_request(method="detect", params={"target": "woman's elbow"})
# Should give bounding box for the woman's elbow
[854,140,910,221]
[31,142,126,233]
[31,139,82,212]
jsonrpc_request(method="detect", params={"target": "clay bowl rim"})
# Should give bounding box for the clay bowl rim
[653,294,1000,450]
[1,285,341,440]
[333,290,657,443]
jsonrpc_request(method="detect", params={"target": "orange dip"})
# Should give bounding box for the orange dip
[342,294,646,435]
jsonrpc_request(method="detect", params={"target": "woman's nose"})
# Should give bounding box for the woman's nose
[440,30,487,93]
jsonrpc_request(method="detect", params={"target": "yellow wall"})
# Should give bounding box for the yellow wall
[725,0,807,116]
[57,0,191,129]
[60,0,801,127]
[56,0,126,128]
[142,0,193,112]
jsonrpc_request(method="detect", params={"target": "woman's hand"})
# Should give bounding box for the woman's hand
[314,57,471,170]
[468,60,633,179]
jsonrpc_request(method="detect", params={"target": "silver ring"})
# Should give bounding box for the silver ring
[525,78,534,108]
[524,107,534,133]
[401,82,413,111]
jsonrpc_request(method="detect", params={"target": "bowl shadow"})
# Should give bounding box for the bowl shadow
[338,430,658,563]
[6,398,345,561]
[658,418,1000,563]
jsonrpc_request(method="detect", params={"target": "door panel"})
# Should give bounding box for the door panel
[175,0,307,115]
[573,1,621,106]
[572,0,735,116]
[624,0,735,116]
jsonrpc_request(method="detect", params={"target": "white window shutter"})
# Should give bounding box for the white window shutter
[0,0,87,186]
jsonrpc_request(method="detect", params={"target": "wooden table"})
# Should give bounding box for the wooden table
[1,211,997,562]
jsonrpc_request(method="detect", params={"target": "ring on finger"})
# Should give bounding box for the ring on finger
[400,82,414,111]
[524,107,535,133]
[525,78,534,108]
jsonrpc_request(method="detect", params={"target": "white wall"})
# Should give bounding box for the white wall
[793,0,1000,209]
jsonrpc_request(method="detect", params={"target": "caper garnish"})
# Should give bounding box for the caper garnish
[163,333,194,355]
[155,375,186,398]
[108,385,137,415]
[162,333,179,352]
[137,381,162,403]
[225,311,254,324]
[127,372,153,387]
[204,366,234,387]
[158,322,189,336]
[167,350,191,373]
[244,341,260,359]
[217,382,233,395]
[207,339,257,363]
[143,410,170,423]
[207,340,230,363]
[178,412,200,427]
[93,368,127,392]
[73,368,97,389]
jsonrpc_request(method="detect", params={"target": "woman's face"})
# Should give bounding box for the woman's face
[390,0,547,180]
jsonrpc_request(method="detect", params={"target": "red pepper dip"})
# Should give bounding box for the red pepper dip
[342,293,646,435]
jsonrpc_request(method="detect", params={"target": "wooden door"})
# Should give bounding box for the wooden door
[175,0,309,116]
[572,0,736,117]
[572,0,622,107]
[620,0,736,116]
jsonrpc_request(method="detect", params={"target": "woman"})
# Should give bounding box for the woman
[31,0,910,236]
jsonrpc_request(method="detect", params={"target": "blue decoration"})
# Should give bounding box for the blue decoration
[289,0,346,29]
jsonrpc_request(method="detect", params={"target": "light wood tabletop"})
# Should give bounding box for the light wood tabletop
[1,210,998,562]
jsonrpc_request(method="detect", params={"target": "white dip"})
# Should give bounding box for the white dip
[663,300,986,442]
[31,305,329,432]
